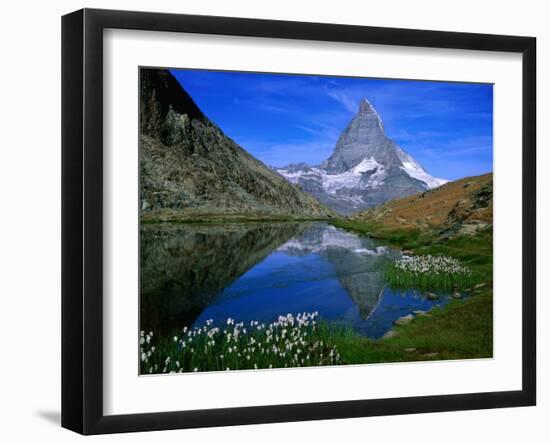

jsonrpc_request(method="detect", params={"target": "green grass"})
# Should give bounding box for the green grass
[141,287,493,372]
[335,291,493,363]
[385,264,478,291]
[329,219,377,236]
[141,290,493,372]
[416,229,493,283]
[384,253,481,291]
[329,219,432,249]
[331,219,493,286]
[140,313,350,374]
[328,219,493,363]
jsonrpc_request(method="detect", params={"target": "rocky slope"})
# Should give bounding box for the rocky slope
[140,69,334,220]
[351,173,493,237]
[276,99,447,215]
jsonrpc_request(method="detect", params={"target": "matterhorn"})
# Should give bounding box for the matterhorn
[276,99,447,214]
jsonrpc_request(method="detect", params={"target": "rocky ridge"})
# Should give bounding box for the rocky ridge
[139,69,334,220]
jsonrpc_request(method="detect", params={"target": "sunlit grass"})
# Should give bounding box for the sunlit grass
[325,219,493,362]
[335,291,493,364]
[385,254,478,291]
[140,312,350,374]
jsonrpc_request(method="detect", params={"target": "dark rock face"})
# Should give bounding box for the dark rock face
[276,99,447,215]
[140,69,205,143]
[139,69,334,219]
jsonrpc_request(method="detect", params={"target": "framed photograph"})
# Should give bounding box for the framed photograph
[62,8,536,435]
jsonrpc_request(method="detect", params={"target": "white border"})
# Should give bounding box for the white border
[103,29,523,415]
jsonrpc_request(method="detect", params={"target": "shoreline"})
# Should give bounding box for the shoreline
[326,219,493,363]
[140,215,493,367]
[141,214,336,225]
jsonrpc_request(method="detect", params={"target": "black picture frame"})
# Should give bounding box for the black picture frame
[62,8,536,435]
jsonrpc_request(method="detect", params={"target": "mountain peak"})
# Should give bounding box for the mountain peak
[358,98,384,130]
[321,98,388,173]
[359,98,374,113]
[278,98,447,214]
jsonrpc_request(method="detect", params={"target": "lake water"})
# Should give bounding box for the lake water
[141,222,456,339]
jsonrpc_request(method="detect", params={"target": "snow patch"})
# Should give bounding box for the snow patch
[354,246,389,255]
[321,158,381,194]
[278,227,382,254]
[352,157,380,173]
[277,157,386,195]
[400,166,448,189]
[276,168,321,185]
[396,148,448,189]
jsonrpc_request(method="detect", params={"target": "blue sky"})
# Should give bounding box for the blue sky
[170,69,493,180]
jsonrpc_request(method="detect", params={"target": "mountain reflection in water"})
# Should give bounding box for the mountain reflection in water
[141,222,452,339]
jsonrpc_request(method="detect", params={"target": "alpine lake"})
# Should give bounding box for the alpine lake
[140,222,462,340]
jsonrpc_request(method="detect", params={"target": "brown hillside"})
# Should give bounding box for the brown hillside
[352,173,493,236]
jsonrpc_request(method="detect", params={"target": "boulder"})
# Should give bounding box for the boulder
[393,314,414,326]
[412,309,428,316]
[426,292,439,300]
[381,330,399,340]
